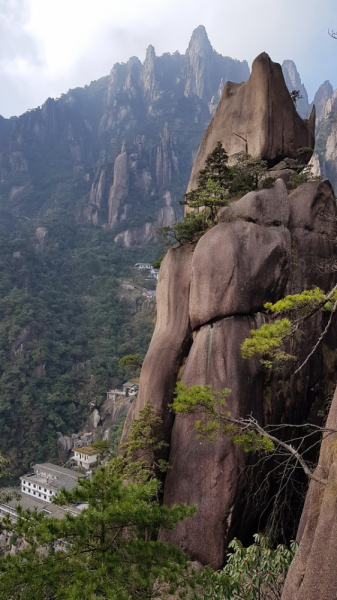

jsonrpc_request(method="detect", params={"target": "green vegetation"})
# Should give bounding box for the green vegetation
[241,287,337,369]
[159,143,270,247]
[173,383,274,453]
[0,403,296,600]
[0,210,156,474]
[198,535,297,600]
[0,471,194,599]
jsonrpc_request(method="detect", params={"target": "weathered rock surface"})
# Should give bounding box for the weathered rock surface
[160,314,264,567]
[189,221,290,330]
[281,59,311,119]
[281,386,337,600]
[108,142,129,228]
[124,174,337,567]
[289,179,336,235]
[188,52,315,191]
[287,180,337,293]
[313,80,333,124]
[219,179,290,226]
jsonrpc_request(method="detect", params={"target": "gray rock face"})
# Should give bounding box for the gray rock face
[281,386,337,600]
[108,142,129,228]
[281,59,311,119]
[287,180,337,292]
[189,221,290,330]
[188,53,315,192]
[183,25,249,104]
[289,179,336,235]
[313,80,333,124]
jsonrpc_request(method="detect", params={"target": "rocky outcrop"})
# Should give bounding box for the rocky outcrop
[189,221,290,330]
[219,178,291,227]
[282,60,311,118]
[188,53,315,192]
[0,27,251,243]
[108,142,129,228]
[125,175,337,567]
[312,80,333,124]
[281,386,337,600]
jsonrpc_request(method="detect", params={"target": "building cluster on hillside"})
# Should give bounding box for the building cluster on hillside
[0,449,100,522]
[133,263,159,280]
[106,380,139,404]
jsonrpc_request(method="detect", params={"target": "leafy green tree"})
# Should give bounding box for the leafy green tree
[197,535,297,600]
[159,143,271,248]
[241,286,337,372]
[112,400,170,483]
[159,210,212,247]
[183,179,229,223]
[197,142,230,189]
[118,354,144,379]
[290,90,303,108]
[229,152,268,194]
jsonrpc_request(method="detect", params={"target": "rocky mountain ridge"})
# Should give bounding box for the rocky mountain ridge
[0,26,249,247]
[1,26,336,249]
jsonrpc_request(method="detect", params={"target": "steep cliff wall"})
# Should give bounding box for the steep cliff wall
[282,385,337,600]
[187,53,315,192]
[0,26,249,247]
[124,53,337,568]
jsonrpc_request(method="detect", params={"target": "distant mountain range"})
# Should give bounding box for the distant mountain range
[1,25,335,249]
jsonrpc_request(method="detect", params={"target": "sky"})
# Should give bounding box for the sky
[0,0,336,118]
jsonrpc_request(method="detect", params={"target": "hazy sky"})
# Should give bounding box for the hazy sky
[1,0,336,118]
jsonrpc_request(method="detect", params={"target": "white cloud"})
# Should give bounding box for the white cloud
[0,0,336,117]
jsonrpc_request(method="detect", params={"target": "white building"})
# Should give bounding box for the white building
[133,262,152,270]
[72,446,99,470]
[0,462,85,522]
[20,463,83,503]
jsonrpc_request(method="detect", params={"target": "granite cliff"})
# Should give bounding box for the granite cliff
[124,54,337,568]
[0,26,249,247]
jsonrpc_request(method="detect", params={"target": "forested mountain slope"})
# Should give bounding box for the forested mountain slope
[0,27,250,473]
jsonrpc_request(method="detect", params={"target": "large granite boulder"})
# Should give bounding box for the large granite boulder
[219,178,290,227]
[160,314,264,567]
[286,179,337,293]
[189,221,290,330]
[289,179,336,235]
[123,176,337,567]
[281,386,337,600]
[187,52,315,192]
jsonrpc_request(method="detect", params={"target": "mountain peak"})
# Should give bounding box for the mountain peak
[188,25,213,54]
